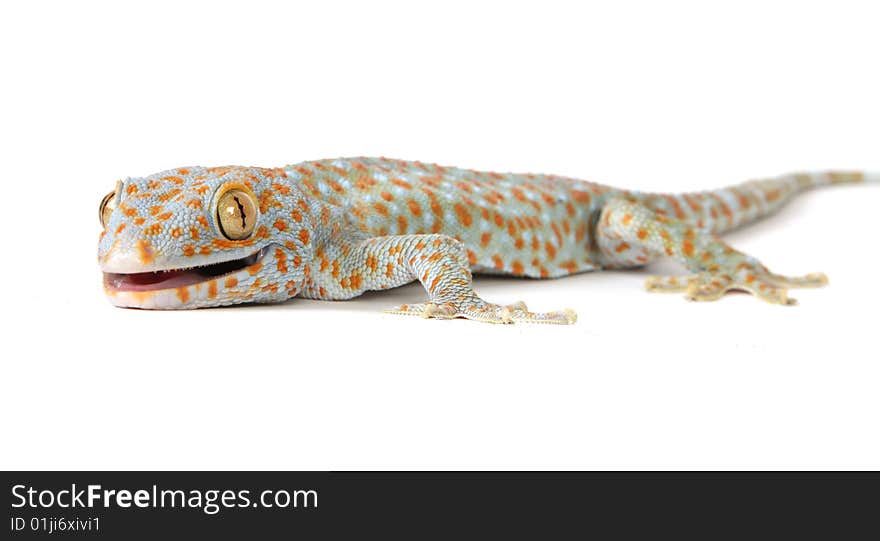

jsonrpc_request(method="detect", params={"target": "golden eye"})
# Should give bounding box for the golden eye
[216,188,258,240]
[99,190,116,228]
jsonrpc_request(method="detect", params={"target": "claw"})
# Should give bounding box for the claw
[647,266,826,305]
[645,275,696,293]
[386,300,576,325]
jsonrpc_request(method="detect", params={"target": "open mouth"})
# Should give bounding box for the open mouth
[104,246,268,292]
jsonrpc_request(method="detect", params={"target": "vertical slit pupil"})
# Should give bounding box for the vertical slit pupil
[233,195,247,228]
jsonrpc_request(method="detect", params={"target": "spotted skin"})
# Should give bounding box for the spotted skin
[98,159,875,323]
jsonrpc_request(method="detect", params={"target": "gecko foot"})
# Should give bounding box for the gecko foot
[385,300,577,325]
[645,267,828,305]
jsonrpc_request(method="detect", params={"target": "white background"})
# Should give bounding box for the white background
[1,1,878,470]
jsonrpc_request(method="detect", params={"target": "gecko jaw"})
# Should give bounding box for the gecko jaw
[103,246,270,293]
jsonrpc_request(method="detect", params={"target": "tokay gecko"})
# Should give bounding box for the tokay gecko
[97,157,876,324]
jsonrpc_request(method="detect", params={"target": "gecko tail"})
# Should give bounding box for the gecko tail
[793,170,879,188]
[639,170,876,235]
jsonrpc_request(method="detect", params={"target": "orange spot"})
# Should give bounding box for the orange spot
[373,202,389,216]
[560,260,577,273]
[480,232,492,248]
[158,189,181,202]
[492,255,504,270]
[182,245,195,257]
[622,213,632,225]
[511,260,524,274]
[115,223,126,235]
[453,203,472,227]
[190,227,200,241]
[207,280,218,299]
[326,179,344,193]
[407,199,422,216]
[683,240,694,257]
[551,222,562,247]
[380,191,393,201]
[298,229,310,245]
[176,287,189,303]
[137,239,155,264]
[273,218,288,231]
[615,242,630,253]
[571,190,591,204]
[199,246,211,255]
[248,262,263,275]
[637,228,648,240]
[545,241,557,260]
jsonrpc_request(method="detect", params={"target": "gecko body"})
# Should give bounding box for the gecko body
[97,157,875,323]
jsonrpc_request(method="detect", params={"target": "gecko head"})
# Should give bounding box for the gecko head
[97,166,315,309]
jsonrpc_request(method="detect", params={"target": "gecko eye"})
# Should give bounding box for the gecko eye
[216,188,258,240]
[99,190,116,228]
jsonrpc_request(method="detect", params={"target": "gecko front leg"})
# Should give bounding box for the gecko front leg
[306,234,576,324]
[596,197,828,304]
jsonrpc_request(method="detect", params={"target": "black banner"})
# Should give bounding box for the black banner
[2,472,877,539]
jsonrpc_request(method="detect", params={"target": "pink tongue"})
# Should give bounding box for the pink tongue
[105,269,208,292]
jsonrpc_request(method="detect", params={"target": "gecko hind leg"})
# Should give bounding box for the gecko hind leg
[597,197,828,305]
